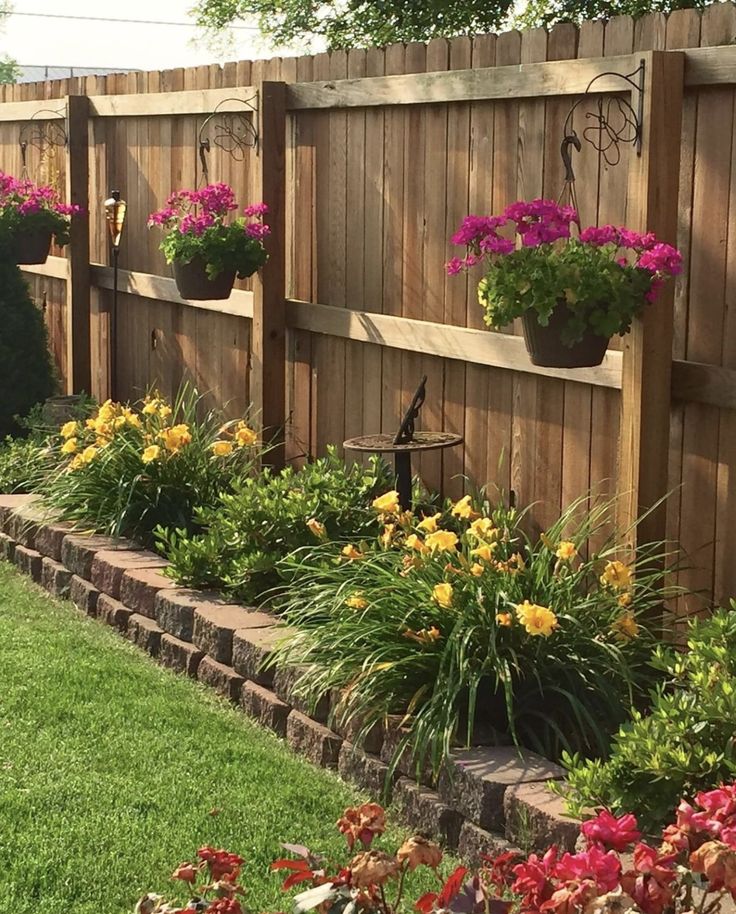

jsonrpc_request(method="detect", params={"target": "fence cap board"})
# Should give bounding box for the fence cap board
[88,86,257,117]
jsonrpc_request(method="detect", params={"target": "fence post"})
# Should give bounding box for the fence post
[252,80,287,467]
[619,50,684,549]
[64,93,91,395]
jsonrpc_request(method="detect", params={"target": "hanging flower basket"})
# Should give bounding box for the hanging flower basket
[0,171,81,265]
[149,183,269,303]
[173,256,235,301]
[522,299,610,368]
[13,227,52,265]
[447,199,682,370]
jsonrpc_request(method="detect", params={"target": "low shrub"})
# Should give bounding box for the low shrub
[40,385,262,545]
[158,447,392,603]
[559,607,736,832]
[0,259,57,437]
[272,492,679,771]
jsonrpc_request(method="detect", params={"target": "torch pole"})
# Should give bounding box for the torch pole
[111,243,119,400]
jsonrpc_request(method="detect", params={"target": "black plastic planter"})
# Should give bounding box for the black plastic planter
[173,257,235,301]
[14,228,52,265]
[521,301,610,368]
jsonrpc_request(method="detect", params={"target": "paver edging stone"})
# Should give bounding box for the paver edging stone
[0,515,582,859]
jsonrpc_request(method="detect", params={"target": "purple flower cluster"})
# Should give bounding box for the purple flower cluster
[148,184,269,239]
[0,170,83,218]
[504,198,578,246]
[579,224,683,278]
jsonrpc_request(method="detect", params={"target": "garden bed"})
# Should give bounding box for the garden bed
[0,492,580,862]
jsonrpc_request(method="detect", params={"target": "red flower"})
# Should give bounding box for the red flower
[205,899,243,914]
[197,847,245,880]
[554,846,621,894]
[581,811,641,852]
[482,850,522,891]
[337,803,386,851]
[620,844,677,914]
[512,847,558,909]
[172,862,198,883]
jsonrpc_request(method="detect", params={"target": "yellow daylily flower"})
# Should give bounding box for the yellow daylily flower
[142,399,159,416]
[432,582,454,608]
[60,420,78,439]
[380,524,396,548]
[403,626,441,646]
[341,544,364,561]
[404,534,428,554]
[416,513,441,534]
[555,540,577,561]
[345,594,368,610]
[372,490,400,515]
[470,562,485,577]
[234,422,258,448]
[450,494,477,520]
[158,404,172,419]
[425,530,459,553]
[80,445,98,464]
[495,612,513,627]
[515,600,558,637]
[142,444,161,464]
[212,440,234,457]
[122,407,141,428]
[612,609,640,642]
[469,517,496,540]
[618,591,633,608]
[471,543,496,562]
[600,560,632,592]
[61,437,78,455]
[97,400,116,423]
[160,423,192,453]
[306,517,326,538]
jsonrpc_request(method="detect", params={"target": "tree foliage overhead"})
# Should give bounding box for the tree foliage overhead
[195,0,515,50]
[196,0,717,49]
[515,0,714,29]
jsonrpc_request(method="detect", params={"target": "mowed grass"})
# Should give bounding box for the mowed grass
[0,563,442,914]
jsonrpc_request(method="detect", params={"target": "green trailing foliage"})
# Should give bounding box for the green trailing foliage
[0,260,56,439]
[558,606,736,832]
[271,492,681,772]
[157,447,392,604]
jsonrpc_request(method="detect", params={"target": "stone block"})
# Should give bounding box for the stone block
[457,821,522,868]
[0,493,37,533]
[331,692,383,754]
[192,604,274,665]
[394,778,464,850]
[62,534,138,580]
[155,588,233,641]
[286,710,342,769]
[273,664,330,723]
[438,746,565,832]
[119,567,175,619]
[34,521,73,562]
[159,633,204,678]
[91,549,168,599]
[7,500,49,548]
[127,613,163,657]
[41,556,72,597]
[69,574,100,616]
[241,681,291,737]
[97,593,133,633]
[197,656,244,702]
[338,742,395,800]
[232,625,292,686]
[380,716,432,784]
[504,783,579,854]
[0,531,16,562]
[14,544,42,581]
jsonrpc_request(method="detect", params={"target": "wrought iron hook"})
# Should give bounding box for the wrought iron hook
[560,132,582,184]
[196,94,259,187]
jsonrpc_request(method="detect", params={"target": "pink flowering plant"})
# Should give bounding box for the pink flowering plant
[447,199,682,345]
[0,170,82,248]
[148,183,269,280]
[489,784,736,914]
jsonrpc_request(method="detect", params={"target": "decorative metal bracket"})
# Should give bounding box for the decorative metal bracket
[197,94,259,185]
[19,104,68,178]
[394,375,427,445]
[560,60,645,187]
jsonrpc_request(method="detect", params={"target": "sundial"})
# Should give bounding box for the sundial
[344,376,463,510]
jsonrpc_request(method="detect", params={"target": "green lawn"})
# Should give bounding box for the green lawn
[0,563,439,914]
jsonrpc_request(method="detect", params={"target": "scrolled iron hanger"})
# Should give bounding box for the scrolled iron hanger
[18,104,68,179]
[197,94,259,185]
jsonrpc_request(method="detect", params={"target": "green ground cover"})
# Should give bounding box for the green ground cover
[0,563,440,914]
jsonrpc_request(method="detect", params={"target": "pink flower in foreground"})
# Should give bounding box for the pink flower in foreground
[554,845,621,893]
[582,810,641,852]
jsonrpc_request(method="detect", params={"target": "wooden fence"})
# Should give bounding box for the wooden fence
[2,4,736,613]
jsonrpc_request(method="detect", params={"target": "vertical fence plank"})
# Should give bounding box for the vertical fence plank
[252,80,287,465]
[65,93,91,394]
[619,50,685,550]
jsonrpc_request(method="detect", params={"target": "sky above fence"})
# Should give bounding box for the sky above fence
[1,0,304,70]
